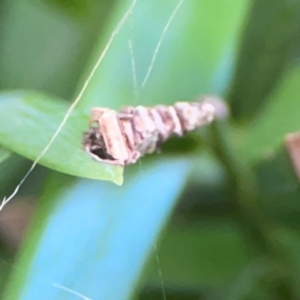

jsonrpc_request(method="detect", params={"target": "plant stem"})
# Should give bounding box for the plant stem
[208,121,274,256]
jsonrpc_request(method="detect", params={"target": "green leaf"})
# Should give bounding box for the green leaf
[41,0,98,20]
[144,221,249,288]
[0,147,10,164]
[254,147,300,230]
[0,91,123,184]
[4,159,190,300]
[227,0,300,120]
[241,66,300,162]
[78,0,249,110]
[0,0,90,99]
[0,245,14,299]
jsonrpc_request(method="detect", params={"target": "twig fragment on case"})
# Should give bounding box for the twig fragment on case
[83,96,228,166]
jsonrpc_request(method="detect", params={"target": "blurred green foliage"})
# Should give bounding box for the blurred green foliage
[0,0,300,299]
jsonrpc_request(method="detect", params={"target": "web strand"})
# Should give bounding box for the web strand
[53,284,92,300]
[128,39,140,102]
[141,0,185,87]
[154,243,167,300]
[0,0,137,212]
[128,9,140,102]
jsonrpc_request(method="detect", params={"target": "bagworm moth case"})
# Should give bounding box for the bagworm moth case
[83,96,227,166]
